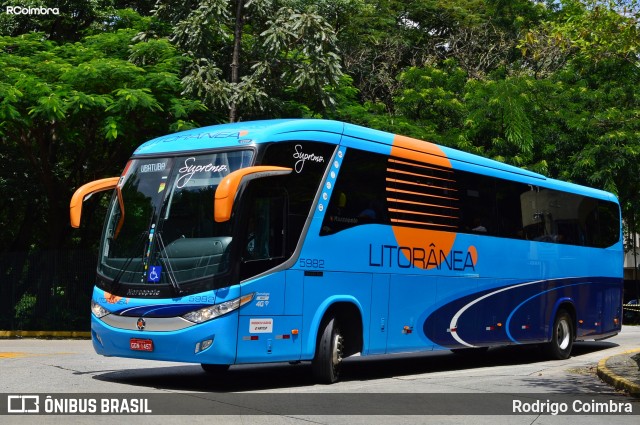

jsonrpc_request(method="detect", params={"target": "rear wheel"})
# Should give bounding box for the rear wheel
[312,317,344,384]
[545,309,574,360]
[201,364,230,374]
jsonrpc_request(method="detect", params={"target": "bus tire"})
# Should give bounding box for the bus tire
[201,364,230,374]
[545,309,574,360]
[312,317,344,384]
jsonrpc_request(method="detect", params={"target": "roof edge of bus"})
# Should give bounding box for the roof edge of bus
[130,119,614,200]
[341,122,548,181]
[343,121,618,200]
[133,119,345,155]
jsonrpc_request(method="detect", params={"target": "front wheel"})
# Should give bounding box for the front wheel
[545,309,574,360]
[312,317,344,384]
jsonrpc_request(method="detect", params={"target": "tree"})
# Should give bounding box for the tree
[521,0,640,237]
[0,28,206,252]
[335,0,548,114]
[0,11,208,329]
[146,0,344,122]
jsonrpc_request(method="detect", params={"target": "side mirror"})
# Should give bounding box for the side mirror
[69,177,119,228]
[215,166,292,222]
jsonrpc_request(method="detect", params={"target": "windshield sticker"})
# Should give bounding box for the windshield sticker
[157,182,166,193]
[293,144,325,173]
[176,157,228,188]
[140,162,167,173]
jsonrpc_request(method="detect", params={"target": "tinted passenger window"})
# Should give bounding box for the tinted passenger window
[521,188,620,247]
[261,141,335,247]
[318,147,620,248]
[457,173,497,235]
[495,180,531,239]
[320,149,389,235]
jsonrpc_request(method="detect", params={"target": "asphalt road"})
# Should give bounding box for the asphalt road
[1,325,639,424]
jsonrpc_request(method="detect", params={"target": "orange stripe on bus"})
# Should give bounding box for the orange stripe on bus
[391,135,451,169]
[387,198,459,211]
[387,167,456,184]
[387,187,459,202]
[390,219,457,229]
[391,226,458,269]
[386,176,457,192]
[388,158,454,174]
[388,208,458,220]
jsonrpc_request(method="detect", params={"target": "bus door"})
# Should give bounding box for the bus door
[236,182,303,362]
[239,186,287,279]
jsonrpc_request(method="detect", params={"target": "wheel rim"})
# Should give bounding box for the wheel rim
[332,332,344,375]
[556,319,570,350]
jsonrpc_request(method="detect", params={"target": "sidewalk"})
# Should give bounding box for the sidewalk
[597,348,640,398]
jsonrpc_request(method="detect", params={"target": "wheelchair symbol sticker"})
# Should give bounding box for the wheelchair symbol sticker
[148,266,162,283]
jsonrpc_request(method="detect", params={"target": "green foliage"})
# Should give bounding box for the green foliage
[0,16,206,255]
[152,0,344,121]
[522,0,640,236]
[2,0,640,330]
[14,292,36,328]
[334,0,640,237]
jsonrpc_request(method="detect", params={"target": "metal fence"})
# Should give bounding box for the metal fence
[0,250,97,331]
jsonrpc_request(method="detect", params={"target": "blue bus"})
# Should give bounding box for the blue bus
[70,119,623,383]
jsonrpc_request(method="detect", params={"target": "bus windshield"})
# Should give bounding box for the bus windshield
[98,150,254,290]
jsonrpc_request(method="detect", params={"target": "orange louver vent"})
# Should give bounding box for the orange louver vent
[386,157,460,231]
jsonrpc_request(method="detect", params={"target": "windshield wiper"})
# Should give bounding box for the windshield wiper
[155,232,183,296]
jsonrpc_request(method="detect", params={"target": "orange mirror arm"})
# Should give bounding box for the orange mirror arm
[214,166,292,222]
[69,177,119,228]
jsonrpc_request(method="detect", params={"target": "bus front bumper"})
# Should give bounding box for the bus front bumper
[90,312,239,365]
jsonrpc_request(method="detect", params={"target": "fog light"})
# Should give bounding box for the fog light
[201,339,213,351]
[195,338,214,353]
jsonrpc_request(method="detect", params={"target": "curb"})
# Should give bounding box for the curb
[0,330,91,339]
[596,349,640,398]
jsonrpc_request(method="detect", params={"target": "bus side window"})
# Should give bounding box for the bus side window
[457,173,496,235]
[493,179,528,239]
[320,149,388,235]
[239,181,288,281]
[244,193,286,260]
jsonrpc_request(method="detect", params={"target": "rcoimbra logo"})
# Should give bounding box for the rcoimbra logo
[6,6,60,15]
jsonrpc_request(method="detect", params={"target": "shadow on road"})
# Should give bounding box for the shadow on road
[92,340,617,392]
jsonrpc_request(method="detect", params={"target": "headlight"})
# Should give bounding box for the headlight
[182,293,254,324]
[91,299,111,318]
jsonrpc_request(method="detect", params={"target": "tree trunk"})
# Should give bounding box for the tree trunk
[229,0,245,123]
